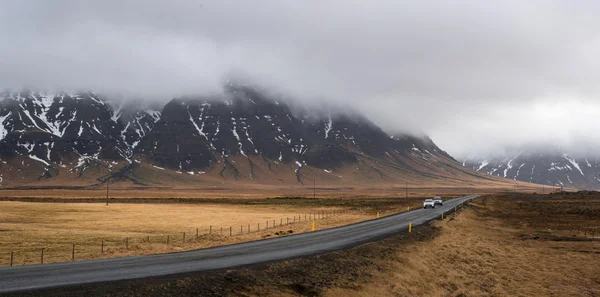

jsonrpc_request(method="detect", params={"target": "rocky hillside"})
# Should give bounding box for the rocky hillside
[462,149,600,190]
[0,86,513,188]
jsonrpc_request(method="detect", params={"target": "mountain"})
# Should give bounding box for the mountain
[0,86,521,189]
[462,149,600,190]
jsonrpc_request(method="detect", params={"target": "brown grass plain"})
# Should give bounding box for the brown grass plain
[325,193,600,297]
[0,201,378,267]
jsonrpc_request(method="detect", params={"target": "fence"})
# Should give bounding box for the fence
[1,202,492,267]
[2,208,357,267]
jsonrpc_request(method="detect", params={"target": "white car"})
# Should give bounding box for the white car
[423,199,435,209]
[433,196,443,206]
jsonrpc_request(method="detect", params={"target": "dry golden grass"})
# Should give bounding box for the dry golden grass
[324,198,600,297]
[0,201,373,266]
[0,185,543,201]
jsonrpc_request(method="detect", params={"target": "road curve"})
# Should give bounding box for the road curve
[0,195,478,293]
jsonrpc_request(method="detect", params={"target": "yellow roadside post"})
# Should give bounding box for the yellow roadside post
[377,211,380,218]
[407,206,410,211]
[409,222,412,233]
[454,206,457,212]
[441,213,444,220]
[311,221,315,232]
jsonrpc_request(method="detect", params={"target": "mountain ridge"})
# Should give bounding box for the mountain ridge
[462,148,600,190]
[0,86,525,189]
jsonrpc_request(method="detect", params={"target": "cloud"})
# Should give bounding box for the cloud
[1,1,600,157]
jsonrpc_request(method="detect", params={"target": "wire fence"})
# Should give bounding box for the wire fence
[2,209,359,267]
[0,200,486,267]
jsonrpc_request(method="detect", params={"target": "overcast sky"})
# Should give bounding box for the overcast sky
[2,1,600,157]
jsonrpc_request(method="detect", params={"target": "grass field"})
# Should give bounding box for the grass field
[325,193,600,297]
[0,200,395,267]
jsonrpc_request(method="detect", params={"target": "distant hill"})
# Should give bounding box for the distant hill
[462,148,600,190]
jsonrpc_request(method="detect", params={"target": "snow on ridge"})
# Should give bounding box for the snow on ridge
[0,112,11,141]
[146,110,161,122]
[324,115,332,139]
[188,109,207,139]
[477,160,489,171]
[231,120,246,157]
[503,151,522,178]
[563,154,585,177]
[111,102,124,122]
[515,163,525,180]
[565,174,573,184]
[29,155,49,166]
[77,120,84,137]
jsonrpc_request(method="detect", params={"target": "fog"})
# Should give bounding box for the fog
[1,1,600,157]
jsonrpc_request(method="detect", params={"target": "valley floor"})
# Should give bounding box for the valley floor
[0,196,425,266]
[5,193,599,297]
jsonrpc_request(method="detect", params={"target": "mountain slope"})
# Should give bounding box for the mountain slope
[462,149,600,190]
[0,87,523,189]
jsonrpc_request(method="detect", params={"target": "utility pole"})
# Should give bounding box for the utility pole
[106,175,109,206]
[105,167,111,206]
[313,175,316,199]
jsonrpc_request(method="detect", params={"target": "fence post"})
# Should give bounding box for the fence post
[273,220,275,227]
[280,218,282,226]
[183,232,186,243]
[72,244,75,261]
[41,248,44,264]
[409,222,412,233]
[248,224,250,234]
[305,214,306,221]
[240,226,243,234]
[126,237,129,249]
[10,251,13,267]
[167,235,170,244]
[294,216,296,223]
[101,240,104,254]
[197,228,199,239]
[230,226,232,236]
[258,223,260,231]
[267,220,269,229]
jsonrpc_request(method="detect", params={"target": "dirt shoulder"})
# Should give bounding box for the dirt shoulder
[8,194,600,297]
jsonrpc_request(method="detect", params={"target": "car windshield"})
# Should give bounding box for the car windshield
[425,199,433,202]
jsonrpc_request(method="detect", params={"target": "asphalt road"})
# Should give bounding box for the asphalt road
[0,195,478,293]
